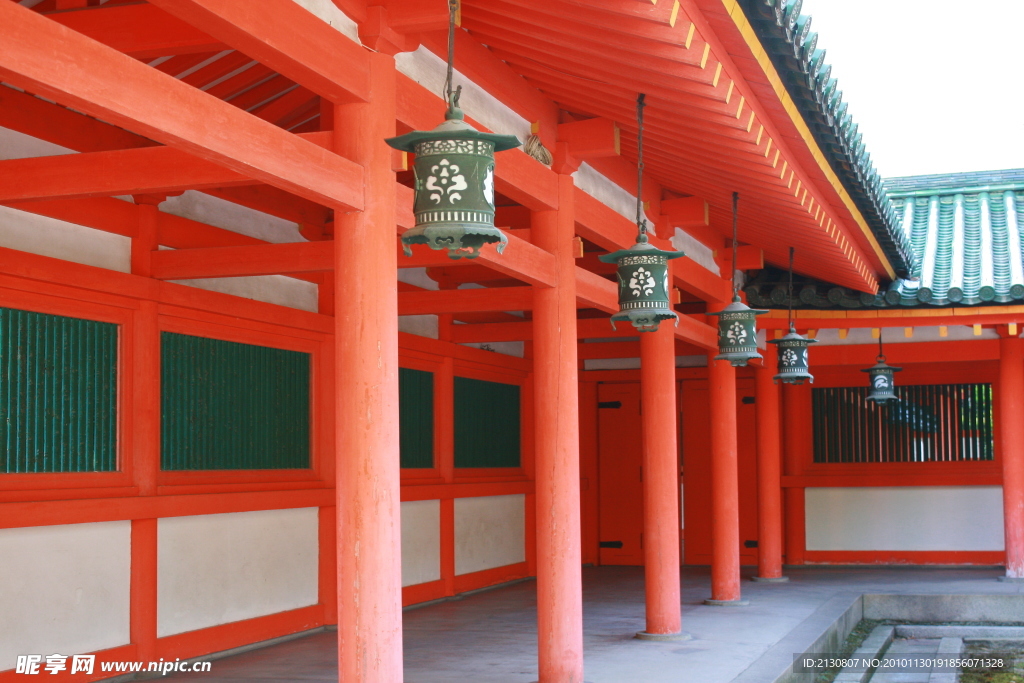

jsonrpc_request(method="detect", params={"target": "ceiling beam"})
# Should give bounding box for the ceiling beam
[49,4,225,59]
[148,0,370,104]
[0,1,363,210]
[400,233,557,288]
[399,287,535,316]
[151,241,332,280]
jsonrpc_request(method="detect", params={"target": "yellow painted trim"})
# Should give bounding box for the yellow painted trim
[763,137,771,156]
[1011,323,1019,336]
[701,43,711,68]
[838,328,848,339]
[735,96,745,118]
[669,0,681,28]
[725,80,735,103]
[904,327,913,338]
[713,62,723,87]
[755,125,764,146]
[974,324,983,336]
[746,111,755,132]
[685,23,696,49]
[772,149,780,168]
[720,0,895,280]
[939,326,948,337]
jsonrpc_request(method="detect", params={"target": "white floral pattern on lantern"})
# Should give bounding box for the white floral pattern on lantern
[781,348,798,366]
[874,375,889,388]
[425,158,468,205]
[726,320,747,343]
[483,166,495,206]
[629,267,656,297]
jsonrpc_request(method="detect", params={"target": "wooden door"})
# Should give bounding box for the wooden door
[681,378,759,566]
[597,382,644,565]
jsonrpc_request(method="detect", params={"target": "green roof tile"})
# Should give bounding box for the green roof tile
[744,170,1024,310]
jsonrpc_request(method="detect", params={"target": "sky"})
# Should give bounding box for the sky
[796,0,1024,179]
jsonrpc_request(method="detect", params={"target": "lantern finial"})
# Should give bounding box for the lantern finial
[599,94,685,332]
[385,0,521,259]
[708,192,767,365]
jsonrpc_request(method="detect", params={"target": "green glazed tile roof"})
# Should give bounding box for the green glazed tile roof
[885,169,1024,306]
[740,0,914,278]
[744,169,1024,309]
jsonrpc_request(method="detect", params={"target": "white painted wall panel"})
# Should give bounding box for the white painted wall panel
[401,500,441,587]
[454,494,526,575]
[805,486,1004,551]
[0,521,131,672]
[0,205,131,272]
[170,275,319,312]
[158,508,318,637]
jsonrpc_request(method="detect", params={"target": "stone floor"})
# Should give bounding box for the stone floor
[160,565,1024,683]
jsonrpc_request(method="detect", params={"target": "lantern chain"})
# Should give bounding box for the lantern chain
[636,93,647,243]
[731,191,740,301]
[878,327,884,362]
[444,0,461,111]
[787,246,795,331]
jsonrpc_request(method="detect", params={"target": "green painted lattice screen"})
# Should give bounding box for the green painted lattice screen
[454,376,520,468]
[161,332,310,470]
[400,367,434,469]
[0,306,118,473]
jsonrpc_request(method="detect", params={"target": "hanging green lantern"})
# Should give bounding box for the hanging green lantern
[863,331,901,403]
[600,93,686,333]
[708,297,768,366]
[384,1,520,259]
[600,238,685,332]
[863,350,901,404]
[709,192,766,366]
[769,327,816,384]
[768,248,815,383]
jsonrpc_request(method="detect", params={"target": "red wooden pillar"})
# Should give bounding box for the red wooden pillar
[782,382,809,565]
[705,324,746,605]
[332,52,404,683]
[636,314,685,638]
[753,345,787,582]
[1000,333,1024,579]
[531,172,584,683]
[130,198,160,663]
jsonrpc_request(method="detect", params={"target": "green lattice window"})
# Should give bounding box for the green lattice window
[161,332,310,470]
[400,367,434,469]
[0,306,118,473]
[454,376,520,468]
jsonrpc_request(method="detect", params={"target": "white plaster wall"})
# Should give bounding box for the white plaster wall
[805,486,1004,551]
[0,204,131,272]
[290,0,360,41]
[169,274,319,312]
[0,521,130,672]
[160,191,304,244]
[0,123,75,159]
[157,508,319,637]
[401,500,441,587]
[454,494,526,575]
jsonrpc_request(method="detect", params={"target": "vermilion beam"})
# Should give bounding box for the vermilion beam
[575,268,618,313]
[401,234,557,288]
[0,85,155,153]
[151,241,333,280]
[0,146,254,202]
[149,0,369,104]
[0,1,363,210]
[50,4,224,59]
[398,287,535,316]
